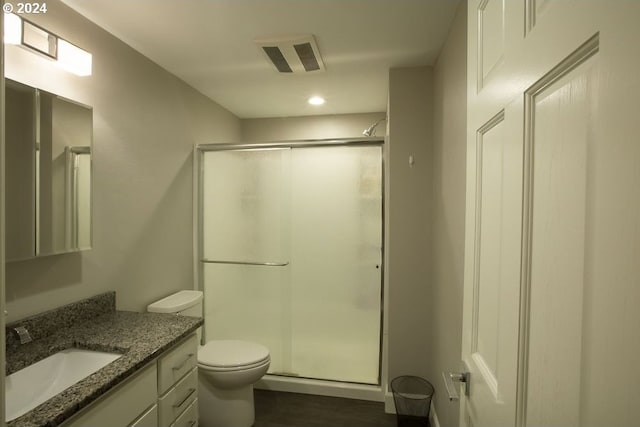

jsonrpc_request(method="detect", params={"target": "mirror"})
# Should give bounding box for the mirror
[6,79,93,261]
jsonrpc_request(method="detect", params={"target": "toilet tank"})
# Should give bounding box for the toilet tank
[147,290,203,318]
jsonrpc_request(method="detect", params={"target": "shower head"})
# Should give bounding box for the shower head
[362,118,386,137]
[362,125,375,137]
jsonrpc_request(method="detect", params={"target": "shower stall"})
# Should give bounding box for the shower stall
[196,139,384,396]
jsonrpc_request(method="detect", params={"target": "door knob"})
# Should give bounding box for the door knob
[442,370,469,401]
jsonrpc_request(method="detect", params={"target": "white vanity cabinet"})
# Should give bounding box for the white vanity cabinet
[129,403,159,427]
[61,333,199,427]
[157,334,199,427]
[171,399,198,427]
[62,362,157,427]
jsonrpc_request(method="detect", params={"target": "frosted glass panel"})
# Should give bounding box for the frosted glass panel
[203,263,289,374]
[289,146,382,384]
[202,148,290,263]
[202,148,292,375]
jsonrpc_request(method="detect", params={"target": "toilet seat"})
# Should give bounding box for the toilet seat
[198,357,270,372]
[198,340,270,371]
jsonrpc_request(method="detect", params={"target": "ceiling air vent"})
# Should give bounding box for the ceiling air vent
[255,34,325,73]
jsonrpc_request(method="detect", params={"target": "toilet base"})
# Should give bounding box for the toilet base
[198,375,255,427]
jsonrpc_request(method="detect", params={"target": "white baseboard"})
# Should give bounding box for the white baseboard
[430,403,441,427]
[384,391,395,413]
[385,391,440,427]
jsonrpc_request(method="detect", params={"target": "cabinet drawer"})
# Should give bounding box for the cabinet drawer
[128,404,158,427]
[170,398,198,427]
[63,362,157,427]
[158,334,198,394]
[159,368,198,427]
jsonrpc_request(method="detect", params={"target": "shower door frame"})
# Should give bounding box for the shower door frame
[194,137,387,400]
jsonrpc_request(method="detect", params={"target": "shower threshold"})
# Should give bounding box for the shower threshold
[269,371,300,377]
[256,374,383,402]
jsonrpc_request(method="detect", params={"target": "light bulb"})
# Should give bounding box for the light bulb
[308,96,325,106]
[57,39,92,76]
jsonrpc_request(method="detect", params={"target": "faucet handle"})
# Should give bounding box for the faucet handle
[13,326,33,344]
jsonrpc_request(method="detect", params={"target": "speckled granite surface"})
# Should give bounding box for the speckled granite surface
[6,292,116,357]
[5,294,203,427]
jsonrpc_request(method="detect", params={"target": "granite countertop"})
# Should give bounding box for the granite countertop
[6,294,203,427]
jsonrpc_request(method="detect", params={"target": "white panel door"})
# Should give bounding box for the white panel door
[462,2,640,427]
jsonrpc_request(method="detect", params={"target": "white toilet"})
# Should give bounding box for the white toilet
[148,290,270,427]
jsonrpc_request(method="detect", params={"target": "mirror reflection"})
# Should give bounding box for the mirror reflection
[6,79,93,261]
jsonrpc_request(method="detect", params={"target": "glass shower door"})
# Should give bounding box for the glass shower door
[200,144,382,384]
[289,146,382,384]
[201,148,291,374]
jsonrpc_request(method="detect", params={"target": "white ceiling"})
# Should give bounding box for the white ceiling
[61,0,460,119]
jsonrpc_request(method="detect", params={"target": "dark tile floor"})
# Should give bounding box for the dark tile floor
[254,389,398,427]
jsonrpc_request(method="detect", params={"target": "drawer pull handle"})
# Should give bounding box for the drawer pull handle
[173,388,196,408]
[172,353,195,371]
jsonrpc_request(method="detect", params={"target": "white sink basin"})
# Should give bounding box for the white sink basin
[5,348,122,421]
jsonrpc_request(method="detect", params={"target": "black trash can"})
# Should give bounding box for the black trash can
[391,376,434,427]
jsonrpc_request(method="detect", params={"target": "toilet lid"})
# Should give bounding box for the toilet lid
[198,340,270,368]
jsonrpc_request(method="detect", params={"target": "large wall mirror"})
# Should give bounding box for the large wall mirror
[6,79,93,261]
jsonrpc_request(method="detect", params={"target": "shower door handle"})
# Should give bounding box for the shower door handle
[201,259,290,267]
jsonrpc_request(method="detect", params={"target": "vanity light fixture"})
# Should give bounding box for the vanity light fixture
[3,13,92,76]
[3,13,22,45]
[57,39,92,76]
[308,96,325,106]
[22,19,57,58]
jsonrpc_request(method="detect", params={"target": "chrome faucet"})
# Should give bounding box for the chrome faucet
[12,326,33,344]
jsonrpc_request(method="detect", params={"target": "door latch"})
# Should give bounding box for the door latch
[442,370,470,401]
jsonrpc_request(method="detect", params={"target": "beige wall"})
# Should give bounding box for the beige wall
[429,4,467,426]
[4,0,241,321]
[384,7,467,418]
[387,67,434,385]
[241,112,385,142]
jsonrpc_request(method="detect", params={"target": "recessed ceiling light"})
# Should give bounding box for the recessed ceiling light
[308,96,325,106]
